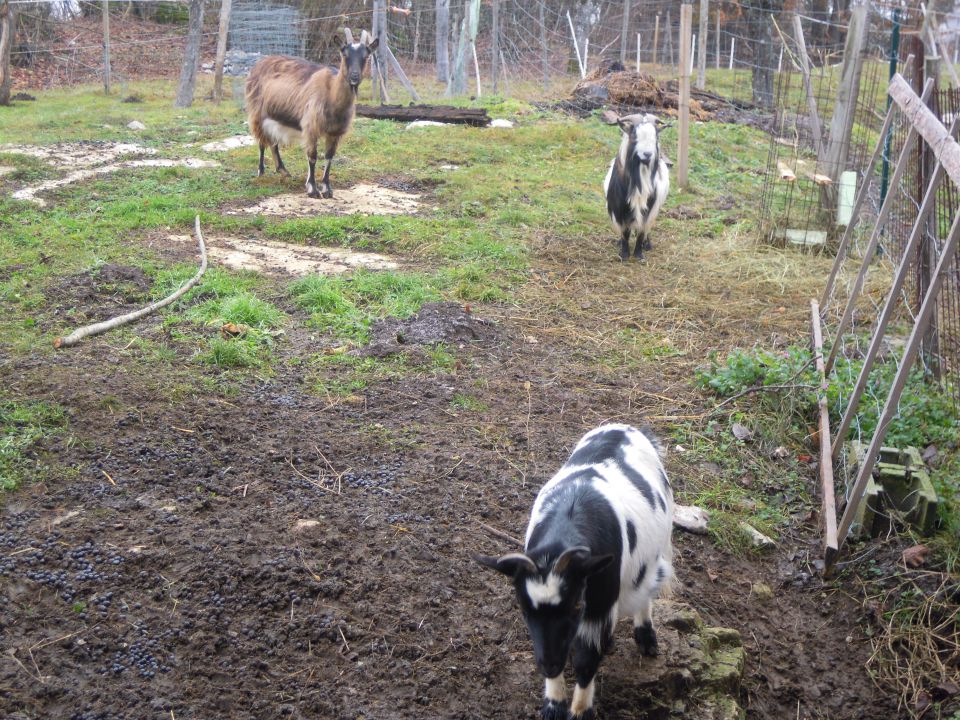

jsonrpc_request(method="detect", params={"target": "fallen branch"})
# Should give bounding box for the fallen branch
[708,356,817,415]
[54,216,208,349]
[479,522,523,547]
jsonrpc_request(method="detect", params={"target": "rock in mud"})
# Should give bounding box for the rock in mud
[619,600,746,719]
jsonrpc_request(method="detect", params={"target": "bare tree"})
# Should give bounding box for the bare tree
[0,0,14,106]
[174,0,205,108]
[436,0,449,82]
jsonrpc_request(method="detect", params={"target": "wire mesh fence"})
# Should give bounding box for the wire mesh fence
[5,0,902,111]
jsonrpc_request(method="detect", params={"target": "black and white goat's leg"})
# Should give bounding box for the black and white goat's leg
[257,143,267,177]
[570,628,612,720]
[319,135,340,199]
[305,142,321,198]
[540,675,568,720]
[633,230,647,261]
[271,144,289,176]
[642,232,653,251]
[633,596,658,657]
[619,227,631,262]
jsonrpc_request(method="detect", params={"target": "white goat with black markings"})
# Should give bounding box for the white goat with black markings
[603,113,670,262]
[476,424,674,720]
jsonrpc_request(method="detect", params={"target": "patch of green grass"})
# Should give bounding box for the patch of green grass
[201,337,262,368]
[308,344,456,398]
[672,422,801,555]
[291,269,441,343]
[451,393,487,412]
[1,399,67,492]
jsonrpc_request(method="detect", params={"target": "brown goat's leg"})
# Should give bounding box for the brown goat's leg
[305,142,321,199]
[320,136,340,199]
[271,144,289,176]
[257,143,266,177]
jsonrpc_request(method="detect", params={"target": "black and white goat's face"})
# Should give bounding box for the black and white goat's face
[618,113,661,166]
[338,36,379,94]
[476,547,612,679]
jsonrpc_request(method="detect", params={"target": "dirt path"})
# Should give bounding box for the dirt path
[1,213,898,719]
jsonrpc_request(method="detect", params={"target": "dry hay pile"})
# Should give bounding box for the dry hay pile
[572,68,713,121]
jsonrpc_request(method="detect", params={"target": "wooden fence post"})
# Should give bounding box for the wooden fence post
[492,0,500,93]
[102,0,111,94]
[715,12,719,69]
[0,0,14,106]
[678,3,692,187]
[212,0,233,102]
[620,0,631,65]
[539,0,549,89]
[696,0,707,89]
[652,14,660,65]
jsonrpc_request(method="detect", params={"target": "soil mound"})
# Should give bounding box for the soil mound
[359,302,497,357]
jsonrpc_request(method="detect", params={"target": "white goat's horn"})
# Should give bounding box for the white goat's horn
[360,29,371,44]
[343,28,355,44]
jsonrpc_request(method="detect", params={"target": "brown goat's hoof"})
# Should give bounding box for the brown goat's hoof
[277,168,290,177]
[321,190,333,199]
[307,190,321,199]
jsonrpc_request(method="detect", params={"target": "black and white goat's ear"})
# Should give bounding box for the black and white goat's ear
[553,546,614,578]
[552,546,591,575]
[366,36,380,53]
[474,552,536,577]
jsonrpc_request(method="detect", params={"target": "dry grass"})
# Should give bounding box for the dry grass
[866,571,960,719]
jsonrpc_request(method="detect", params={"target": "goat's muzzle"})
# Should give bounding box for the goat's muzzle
[638,151,653,164]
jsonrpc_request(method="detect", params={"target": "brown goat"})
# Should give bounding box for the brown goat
[245,34,378,198]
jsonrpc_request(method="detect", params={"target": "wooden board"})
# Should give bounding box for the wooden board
[355,104,490,126]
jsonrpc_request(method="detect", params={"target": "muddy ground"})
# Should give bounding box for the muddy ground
[0,216,904,720]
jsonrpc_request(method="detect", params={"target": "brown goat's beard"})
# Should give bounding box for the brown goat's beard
[350,84,359,98]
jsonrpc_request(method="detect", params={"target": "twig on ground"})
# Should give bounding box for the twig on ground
[54,215,208,348]
[708,356,818,415]
[479,521,523,547]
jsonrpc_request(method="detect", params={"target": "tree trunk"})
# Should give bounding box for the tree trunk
[212,0,232,102]
[491,0,500,92]
[435,0,449,82]
[174,0,205,108]
[449,0,478,96]
[0,0,14,106]
[748,0,776,108]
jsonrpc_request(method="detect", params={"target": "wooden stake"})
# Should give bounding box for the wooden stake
[567,10,585,79]
[715,12,719,70]
[620,0,631,65]
[102,0,111,95]
[212,0,232,102]
[491,0,500,93]
[810,300,839,571]
[678,3,692,188]
[792,14,824,158]
[696,0,707,89]
[653,14,660,65]
[383,44,420,101]
[729,36,734,70]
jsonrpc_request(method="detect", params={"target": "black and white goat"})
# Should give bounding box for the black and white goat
[477,424,674,720]
[603,113,670,261]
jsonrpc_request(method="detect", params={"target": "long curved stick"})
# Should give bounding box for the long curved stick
[54,215,208,349]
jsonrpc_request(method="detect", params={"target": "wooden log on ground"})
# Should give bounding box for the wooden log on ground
[355,104,490,126]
